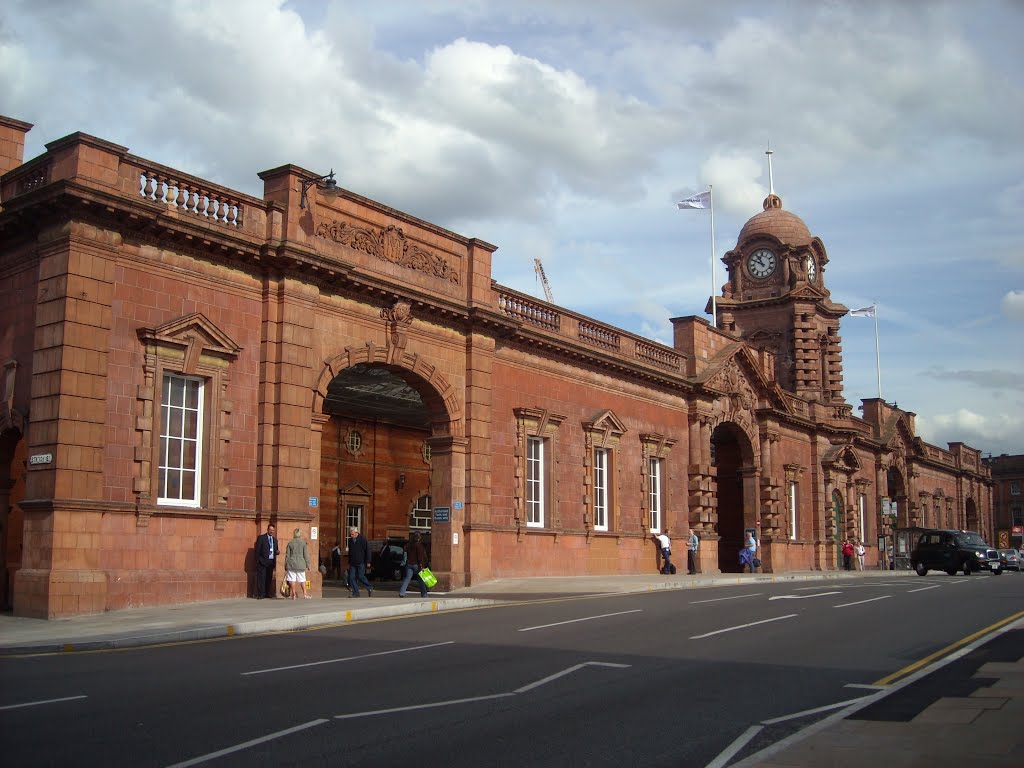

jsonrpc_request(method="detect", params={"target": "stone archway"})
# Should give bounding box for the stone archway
[886,465,907,527]
[0,429,23,611]
[313,347,466,588]
[711,421,757,573]
[965,497,979,534]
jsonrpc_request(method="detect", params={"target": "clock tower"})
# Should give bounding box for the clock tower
[712,193,849,402]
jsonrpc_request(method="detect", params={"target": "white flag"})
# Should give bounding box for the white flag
[677,190,711,209]
[850,305,876,318]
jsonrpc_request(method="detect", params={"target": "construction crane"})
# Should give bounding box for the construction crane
[534,258,555,303]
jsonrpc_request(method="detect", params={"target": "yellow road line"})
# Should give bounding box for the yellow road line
[873,609,1024,686]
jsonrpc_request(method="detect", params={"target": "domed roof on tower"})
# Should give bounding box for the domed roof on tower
[737,193,812,248]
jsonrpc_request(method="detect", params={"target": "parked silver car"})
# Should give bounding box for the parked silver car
[996,549,1021,572]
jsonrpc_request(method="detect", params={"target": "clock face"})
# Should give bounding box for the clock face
[806,255,817,281]
[747,248,777,278]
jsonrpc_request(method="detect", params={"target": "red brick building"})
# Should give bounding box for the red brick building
[983,454,1024,551]
[0,116,993,617]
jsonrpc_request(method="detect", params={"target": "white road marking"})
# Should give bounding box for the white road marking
[517,609,641,632]
[0,694,87,711]
[833,595,891,608]
[690,614,797,639]
[690,593,763,604]
[761,697,867,725]
[334,693,515,720]
[165,719,329,768]
[241,641,455,675]
[794,586,844,591]
[845,683,887,690]
[730,615,1024,768]
[514,661,631,693]
[768,592,842,601]
[907,585,941,593]
[705,725,763,768]
[334,660,631,719]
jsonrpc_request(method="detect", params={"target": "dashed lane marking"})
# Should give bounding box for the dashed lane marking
[690,614,797,639]
[165,719,330,768]
[241,641,455,676]
[0,694,87,711]
[517,609,641,632]
[833,595,891,608]
[690,593,763,604]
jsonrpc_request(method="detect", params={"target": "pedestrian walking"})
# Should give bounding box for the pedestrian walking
[855,540,866,571]
[284,528,311,599]
[347,526,374,598]
[398,532,430,598]
[686,528,700,574]
[654,530,674,574]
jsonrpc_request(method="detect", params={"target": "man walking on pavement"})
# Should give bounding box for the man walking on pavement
[347,526,374,598]
[686,528,700,574]
[655,529,674,574]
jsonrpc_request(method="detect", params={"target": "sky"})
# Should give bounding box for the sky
[2,0,1023,456]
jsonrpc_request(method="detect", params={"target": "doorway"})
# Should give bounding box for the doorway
[712,422,753,573]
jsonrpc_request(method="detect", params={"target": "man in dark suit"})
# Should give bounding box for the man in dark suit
[347,526,374,598]
[255,523,278,599]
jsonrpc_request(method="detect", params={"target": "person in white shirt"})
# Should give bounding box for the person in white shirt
[855,540,866,570]
[654,530,674,574]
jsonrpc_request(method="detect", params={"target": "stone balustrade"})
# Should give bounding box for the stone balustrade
[495,285,686,374]
[496,291,560,331]
[134,161,247,228]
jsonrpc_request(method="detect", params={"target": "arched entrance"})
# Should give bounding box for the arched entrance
[313,352,465,588]
[0,428,25,611]
[831,489,845,568]
[886,466,907,527]
[711,422,756,573]
[965,497,979,534]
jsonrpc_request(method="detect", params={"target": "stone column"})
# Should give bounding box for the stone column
[463,332,493,584]
[15,224,115,618]
[427,435,468,589]
[308,412,330,597]
[256,274,317,527]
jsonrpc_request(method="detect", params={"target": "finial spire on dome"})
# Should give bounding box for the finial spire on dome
[763,142,782,210]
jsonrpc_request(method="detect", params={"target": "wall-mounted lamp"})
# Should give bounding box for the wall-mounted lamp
[299,169,341,209]
[396,473,406,491]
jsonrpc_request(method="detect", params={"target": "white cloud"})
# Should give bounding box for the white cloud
[3,0,1024,455]
[918,408,1024,457]
[1002,291,1024,321]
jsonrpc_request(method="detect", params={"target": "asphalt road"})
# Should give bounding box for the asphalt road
[2,572,1022,768]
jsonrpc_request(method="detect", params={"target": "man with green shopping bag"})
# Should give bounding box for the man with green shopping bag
[398,532,432,597]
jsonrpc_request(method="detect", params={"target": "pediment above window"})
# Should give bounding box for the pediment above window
[822,443,862,473]
[583,409,627,448]
[137,313,241,373]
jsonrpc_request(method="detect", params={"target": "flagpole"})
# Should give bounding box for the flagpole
[872,303,882,400]
[710,185,717,328]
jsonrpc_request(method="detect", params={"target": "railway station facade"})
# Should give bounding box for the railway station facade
[0,115,993,617]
